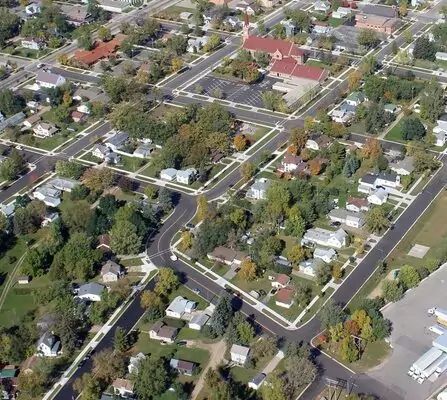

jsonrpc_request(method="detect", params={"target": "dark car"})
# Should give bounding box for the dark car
[185,223,195,230]
[376,185,386,190]
[331,221,341,227]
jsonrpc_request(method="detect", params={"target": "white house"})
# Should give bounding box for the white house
[165,296,197,319]
[36,332,61,357]
[47,177,79,192]
[188,313,210,331]
[21,38,46,50]
[271,274,291,289]
[299,258,323,277]
[33,122,59,137]
[33,185,61,207]
[277,154,308,174]
[223,16,241,28]
[128,353,146,374]
[92,144,110,160]
[41,212,59,227]
[25,2,41,15]
[313,25,333,35]
[77,282,105,302]
[231,344,250,365]
[358,173,400,192]
[436,52,447,61]
[367,188,388,205]
[346,92,367,107]
[328,209,365,228]
[314,0,330,12]
[332,6,352,18]
[176,168,197,185]
[100,260,123,283]
[346,197,370,213]
[302,228,348,249]
[313,247,337,263]
[160,168,178,182]
[77,103,91,115]
[434,129,446,147]
[330,109,353,124]
[112,378,134,398]
[389,156,414,176]
[249,373,266,390]
[149,321,178,343]
[275,287,295,308]
[133,144,153,158]
[35,70,66,89]
[305,133,331,151]
[246,178,271,200]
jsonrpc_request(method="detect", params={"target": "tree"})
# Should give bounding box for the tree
[113,327,129,353]
[288,127,308,153]
[365,207,390,235]
[252,335,277,360]
[399,265,420,289]
[347,70,362,92]
[17,371,46,399]
[158,188,173,212]
[203,33,220,52]
[358,29,379,48]
[179,231,193,252]
[140,290,164,309]
[401,117,426,141]
[82,167,114,191]
[75,26,93,50]
[420,79,445,122]
[154,267,179,295]
[134,357,171,399]
[262,372,286,400]
[229,208,247,230]
[265,182,291,223]
[196,195,211,221]
[55,160,85,179]
[73,373,101,400]
[144,185,158,199]
[238,258,259,281]
[320,299,346,329]
[308,159,323,175]
[0,89,24,116]
[21,248,48,277]
[315,262,332,286]
[382,280,404,302]
[234,134,247,151]
[171,57,184,72]
[284,207,306,238]
[13,207,38,235]
[205,295,233,337]
[61,200,94,232]
[262,91,288,112]
[240,161,255,182]
[340,337,360,363]
[360,138,382,162]
[92,348,126,383]
[413,36,436,61]
[284,356,316,397]
[332,264,343,280]
[295,282,312,306]
[237,320,255,344]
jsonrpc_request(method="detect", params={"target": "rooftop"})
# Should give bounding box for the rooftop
[270,58,327,81]
[231,344,251,357]
[276,287,294,304]
[74,35,125,66]
[243,35,304,58]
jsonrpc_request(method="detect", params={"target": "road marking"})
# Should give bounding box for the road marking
[156,208,188,261]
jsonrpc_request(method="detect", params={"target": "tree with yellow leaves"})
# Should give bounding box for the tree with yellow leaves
[238,258,259,281]
[196,195,210,221]
[179,231,193,252]
[234,134,247,151]
[171,57,184,72]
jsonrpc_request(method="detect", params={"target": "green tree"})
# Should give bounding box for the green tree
[365,206,390,234]
[154,267,179,295]
[262,372,286,400]
[262,91,288,112]
[340,337,359,363]
[401,117,426,141]
[140,290,164,309]
[97,26,112,41]
[13,207,38,235]
[110,220,142,255]
[203,33,220,52]
[399,265,420,289]
[82,167,114,191]
[75,25,94,50]
[55,160,85,179]
[420,79,445,122]
[238,258,259,281]
[413,36,436,61]
[236,320,255,345]
[92,348,126,383]
[284,206,306,238]
[265,182,291,223]
[73,373,101,400]
[61,200,95,232]
[252,335,277,360]
[315,262,332,286]
[381,280,404,302]
[196,195,211,221]
[205,295,233,337]
[240,161,255,181]
[133,357,171,398]
[113,327,129,353]
[21,249,49,277]
[320,299,346,329]
[0,89,24,115]
[357,29,379,48]
[158,188,172,212]
[284,356,316,396]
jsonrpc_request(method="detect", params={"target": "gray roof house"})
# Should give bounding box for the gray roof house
[302,228,348,249]
[188,313,210,330]
[176,168,197,185]
[92,144,110,159]
[170,358,196,376]
[389,156,414,176]
[246,178,271,200]
[346,92,367,106]
[101,260,123,282]
[33,185,61,207]
[249,373,267,390]
[36,332,61,357]
[128,353,146,374]
[77,282,105,302]
[313,247,337,263]
[35,70,66,89]
[47,177,79,192]
[105,133,129,151]
[165,296,197,318]
[133,144,153,158]
[299,258,324,277]
[328,209,365,229]
[160,168,178,182]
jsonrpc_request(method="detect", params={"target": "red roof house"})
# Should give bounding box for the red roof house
[276,287,294,308]
[71,110,87,123]
[243,36,305,64]
[270,58,328,83]
[272,273,291,289]
[74,35,125,67]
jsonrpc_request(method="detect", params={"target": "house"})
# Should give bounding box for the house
[77,103,91,115]
[189,313,210,330]
[74,36,124,67]
[299,258,324,277]
[207,246,247,266]
[328,209,365,228]
[223,16,241,28]
[26,100,39,109]
[278,154,308,174]
[436,115,447,132]
[362,4,398,18]
[23,113,42,128]
[128,353,145,374]
[390,156,414,176]
[25,2,41,15]
[187,36,210,53]
[97,234,111,251]
[101,260,123,283]
[358,172,400,191]
[242,35,305,64]
[346,197,370,213]
[434,129,446,147]
[149,321,178,343]
[165,296,197,319]
[330,109,353,124]
[21,37,46,50]
[180,11,192,20]
[355,14,401,35]
[276,287,294,308]
[411,0,425,6]
[96,0,129,13]
[384,103,400,114]
[332,6,352,19]
[92,144,110,159]
[33,122,59,137]
[230,344,251,365]
[72,87,104,102]
[0,203,15,218]
[280,19,296,37]
[275,256,291,269]
[112,378,134,398]
[105,132,129,151]
[314,247,337,263]
[249,373,266,390]
[35,70,66,89]
[313,24,333,36]
[18,276,30,284]
[0,365,18,379]
[367,188,388,205]
[60,4,89,26]
[133,143,153,158]
[302,228,348,249]
[33,185,61,207]
[269,58,327,84]
[306,133,331,151]
[36,332,61,357]
[313,0,330,12]
[246,178,271,200]
[346,92,367,107]
[271,274,291,289]
[48,177,79,192]
[41,211,59,227]
[259,0,280,7]
[160,168,178,182]
[170,359,196,376]
[71,110,87,123]
[77,282,105,302]
[177,168,197,185]
[436,52,447,61]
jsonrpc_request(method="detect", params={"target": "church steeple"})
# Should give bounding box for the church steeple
[243,10,250,39]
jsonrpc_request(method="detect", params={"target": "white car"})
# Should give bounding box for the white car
[170,254,178,261]
[428,307,437,315]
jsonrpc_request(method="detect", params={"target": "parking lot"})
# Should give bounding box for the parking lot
[190,75,282,108]
[368,266,447,400]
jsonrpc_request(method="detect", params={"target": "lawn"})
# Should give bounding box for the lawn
[0,238,28,296]
[119,257,144,267]
[118,155,147,173]
[230,353,273,383]
[305,59,329,69]
[139,162,158,178]
[384,121,405,143]
[328,17,344,27]
[349,120,367,134]
[169,286,209,310]
[176,328,205,341]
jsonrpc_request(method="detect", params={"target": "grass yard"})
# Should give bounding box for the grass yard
[328,17,344,27]
[176,328,205,341]
[169,286,209,310]
[384,121,405,143]
[230,353,273,383]
[0,238,28,295]
[119,257,144,267]
[80,152,102,164]
[305,59,330,69]
[118,155,147,173]
[349,120,367,134]
[139,162,158,178]
[151,104,179,120]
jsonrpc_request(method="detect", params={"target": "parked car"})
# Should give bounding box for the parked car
[191,288,200,295]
